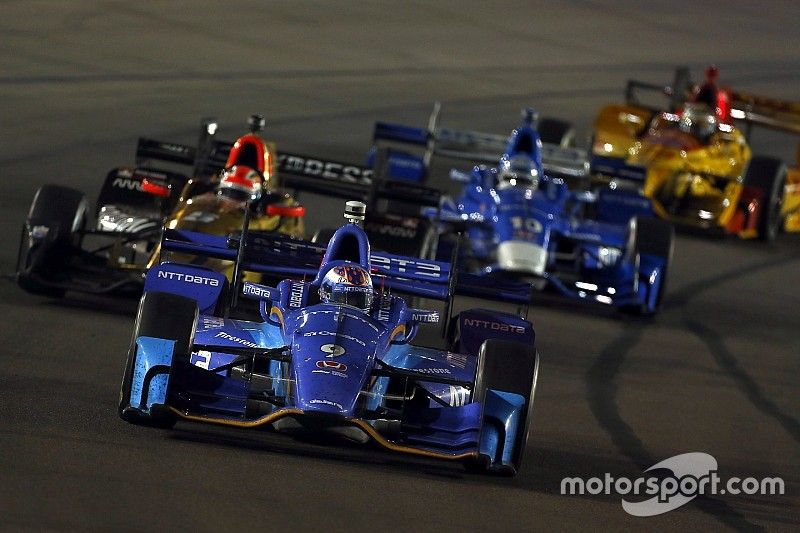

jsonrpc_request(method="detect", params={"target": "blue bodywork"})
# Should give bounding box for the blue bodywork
[367,107,668,314]
[123,220,539,473]
[426,113,665,313]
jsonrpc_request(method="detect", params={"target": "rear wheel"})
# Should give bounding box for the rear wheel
[744,156,787,242]
[538,117,575,147]
[119,291,198,428]
[469,339,539,476]
[17,184,88,297]
[622,216,674,316]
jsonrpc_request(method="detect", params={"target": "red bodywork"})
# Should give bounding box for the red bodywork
[225,134,272,178]
[725,185,763,234]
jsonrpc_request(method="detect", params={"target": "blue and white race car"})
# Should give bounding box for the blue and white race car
[119,201,539,475]
[371,108,674,316]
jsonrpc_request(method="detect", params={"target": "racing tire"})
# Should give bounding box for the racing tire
[469,339,539,476]
[119,291,198,428]
[311,227,337,247]
[744,156,787,243]
[538,117,576,148]
[17,184,88,297]
[621,216,674,317]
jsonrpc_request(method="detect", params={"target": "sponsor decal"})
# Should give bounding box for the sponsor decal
[316,360,347,371]
[301,331,367,347]
[289,282,304,308]
[112,177,143,191]
[410,311,440,323]
[365,222,418,239]
[320,344,346,357]
[29,225,49,239]
[214,331,259,348]
[201,316,225,329]
[156,142,192,158]
[376,295,392,322]
[132,169,168,181]
[182,211,219,223]
[414,367,451,375]
[463,318,526,334]
[315,359,348,378]
[191,350,212,370]
[387,155,424,169]
[278,154,373,183]
[371,255,442,278]
[157,270,220,286]
[445,352,468,369]
[242,283,273,300]
[309,398,344,410]
[251,236,323,255]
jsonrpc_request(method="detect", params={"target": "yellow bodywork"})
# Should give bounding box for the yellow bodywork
[147,185,304,280]
[593,104,800,236]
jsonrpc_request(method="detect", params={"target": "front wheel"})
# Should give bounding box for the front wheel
[744,156,787,243]
[17,184,88,297]
[621,216,674,317]
[469,339,539,476]
[119,291,198,428]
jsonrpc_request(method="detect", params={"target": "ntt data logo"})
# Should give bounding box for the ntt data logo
[561,452,785,516]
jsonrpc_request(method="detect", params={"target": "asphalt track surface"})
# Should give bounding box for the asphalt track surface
[1,1,799,531]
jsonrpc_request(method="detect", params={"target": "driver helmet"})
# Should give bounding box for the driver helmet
[497,154,540,190]
[318,263,374,312]
[679,103,718,140]
[218,165,263,202]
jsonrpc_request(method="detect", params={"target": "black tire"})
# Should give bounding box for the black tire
[470,338,539,476]
[538,117,575,148]
[119,291,198,428]
[311,227,337,247]
[622,216,674,316]
[17,185,88,297]
[744,156,787,242]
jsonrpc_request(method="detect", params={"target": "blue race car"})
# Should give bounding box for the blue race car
[119,201,540,475]
[371,108,674,316]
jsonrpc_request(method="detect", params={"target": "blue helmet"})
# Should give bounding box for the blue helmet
[318,263,374,312]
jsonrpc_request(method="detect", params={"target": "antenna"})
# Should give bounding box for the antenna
[344,200,366,226]
[248,114,265,133]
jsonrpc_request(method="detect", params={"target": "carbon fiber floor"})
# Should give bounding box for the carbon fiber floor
[1,2,799,530]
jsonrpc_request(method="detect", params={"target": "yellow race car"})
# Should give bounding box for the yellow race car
[17,115,305,297]
[591,67,800,242]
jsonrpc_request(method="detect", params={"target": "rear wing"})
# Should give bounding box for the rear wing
[135,118,231,179]
[624,66,692,112]
[623,67,800,141]
[158,227,533,304]
[372,103,590,179]
[729,92,800,138]
[276,153,441,208]
[135,118,441,208]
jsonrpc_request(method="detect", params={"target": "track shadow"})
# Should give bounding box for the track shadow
[582,253,800,530]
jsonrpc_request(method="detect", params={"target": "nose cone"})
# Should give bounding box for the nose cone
[289,305,380,417]
[496,241,547,275]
